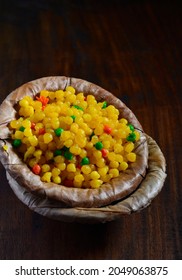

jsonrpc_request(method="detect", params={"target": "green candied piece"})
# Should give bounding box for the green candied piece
[128,123,135,132]
[19,126,25,132]
[54,149,62,156]
[54,127,64,137]
[126,132,136,142]
[71,115,76,121]
[81,157,90,165]
[12,139,22,148]
[94,141,103,150]
[64,150,73,160]
[73,105,84,111]
[102,101,108,108]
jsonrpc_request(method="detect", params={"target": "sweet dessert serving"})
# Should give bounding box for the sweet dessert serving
[0,77,166,222]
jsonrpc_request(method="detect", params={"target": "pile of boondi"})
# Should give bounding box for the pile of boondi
[9,86,140,189]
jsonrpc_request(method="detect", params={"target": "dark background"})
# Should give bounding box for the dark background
[0,0,181,259]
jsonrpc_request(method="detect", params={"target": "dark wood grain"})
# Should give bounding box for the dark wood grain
[0,0,181,260]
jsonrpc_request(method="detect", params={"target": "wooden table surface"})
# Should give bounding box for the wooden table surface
[0,0,181,260]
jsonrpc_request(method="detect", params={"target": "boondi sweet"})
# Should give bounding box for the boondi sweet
[9,86,140,189]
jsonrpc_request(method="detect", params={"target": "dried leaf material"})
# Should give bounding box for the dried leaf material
[0,76,148,208]
[6,135,166,223]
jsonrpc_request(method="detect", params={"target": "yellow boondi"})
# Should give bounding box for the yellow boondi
[9,86,140,189]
